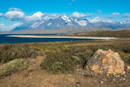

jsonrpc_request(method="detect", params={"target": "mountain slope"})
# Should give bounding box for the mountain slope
[12,15,130,31]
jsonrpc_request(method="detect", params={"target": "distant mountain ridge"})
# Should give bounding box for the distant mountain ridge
[12,15,130,31]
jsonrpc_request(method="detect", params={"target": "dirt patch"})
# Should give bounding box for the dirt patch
[0,70,130,87]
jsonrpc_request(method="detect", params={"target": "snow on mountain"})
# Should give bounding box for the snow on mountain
[30,21,44,29]
[61,15,71,22]
[13,15,130,31]
[29,15,80,29]
[73,18,88,27]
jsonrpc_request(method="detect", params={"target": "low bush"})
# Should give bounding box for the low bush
[0,44,40,63]
[41,51,76,74]
[117,50,130,65]
[40,46,94,74]
[0,59,28,78]
[27,67,34,72]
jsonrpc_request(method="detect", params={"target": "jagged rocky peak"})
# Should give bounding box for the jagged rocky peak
[60,14,71,22]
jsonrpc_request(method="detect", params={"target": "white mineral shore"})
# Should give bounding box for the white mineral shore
[7,35,117,40]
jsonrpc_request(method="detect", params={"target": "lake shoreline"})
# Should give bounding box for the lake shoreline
[7,35,117,40]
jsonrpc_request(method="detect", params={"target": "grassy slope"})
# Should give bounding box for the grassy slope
[0,39,130,65]
[0,39,130,87]
[68,30,130,37]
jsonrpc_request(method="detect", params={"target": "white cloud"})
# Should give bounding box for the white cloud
[0,8,60,30]
[43,14,59,20]
[87,17,111,23]
[9,8,22,11]
[109,15,115,18]
[4,10,25,21]
[33,11,44,18]
[69,0,75,5]
[123,13,130,18]
[24,12,59,24]
[109,12,120,18]
[75,19,88,26]
[0,13,3,16]
[122,13,130,23]
[0,8,25,21]
[71,12,92,18]
[87,17,102,23]
[0,23,23,31]
[112,12,120,15]
[25,11,44,22]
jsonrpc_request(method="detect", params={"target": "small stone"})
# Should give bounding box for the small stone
[82,72,84,75]
[127,66,130,70]
[123,71,126,75]
[100,81,103,84]
[119,79,122,81]
[113,73,117,76]
[116,75,120,78]
[107,74,109,76]
[119,78,125,81]
[123,78,125,81]
[69,74,71,77]
[113,79,115,81]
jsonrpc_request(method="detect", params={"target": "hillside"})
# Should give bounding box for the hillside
[0,28,113,34]
[0,39,130,87]
[69,30,130,37]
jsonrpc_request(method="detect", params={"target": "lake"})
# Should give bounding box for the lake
[0,34,94,44]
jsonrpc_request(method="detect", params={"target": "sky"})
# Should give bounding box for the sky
[0,0,130,31]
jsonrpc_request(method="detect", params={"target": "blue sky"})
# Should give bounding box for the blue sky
[0,0,130,31]
[0,0,130,14]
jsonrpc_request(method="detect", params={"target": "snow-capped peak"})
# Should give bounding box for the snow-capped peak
[61,15,71,22]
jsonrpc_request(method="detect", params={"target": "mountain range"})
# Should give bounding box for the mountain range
[13,15,130,31]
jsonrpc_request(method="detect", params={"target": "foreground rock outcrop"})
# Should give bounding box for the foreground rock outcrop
[85,49,124,74]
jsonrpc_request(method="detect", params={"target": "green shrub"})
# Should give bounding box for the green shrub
[117,50,130,65]
[41,52,76,74]
[41,46,94,74]
[0,59,28,78]
[0,44,39,63]
[0,69,10,79]
[44,49,56,54]
[27,67,34,72]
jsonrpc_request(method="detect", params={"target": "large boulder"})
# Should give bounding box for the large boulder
[85,49,124,74]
